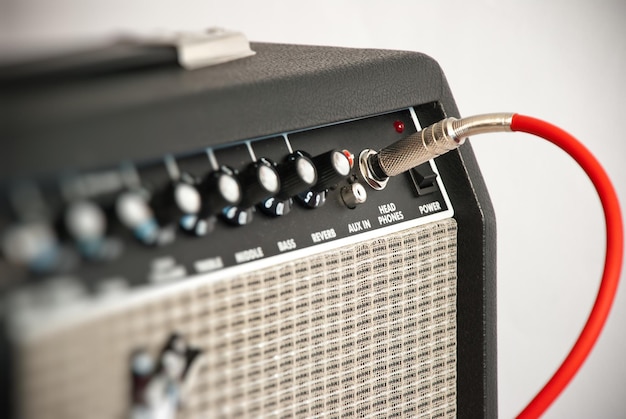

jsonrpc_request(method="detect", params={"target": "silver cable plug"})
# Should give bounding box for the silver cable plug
[359,113,514,190]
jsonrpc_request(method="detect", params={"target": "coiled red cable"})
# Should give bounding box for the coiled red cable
[510,114,623,418]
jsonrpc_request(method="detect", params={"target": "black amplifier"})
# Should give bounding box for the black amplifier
[1,43,496,418]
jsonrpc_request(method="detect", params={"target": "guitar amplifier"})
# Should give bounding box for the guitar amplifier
[1,43,496,418]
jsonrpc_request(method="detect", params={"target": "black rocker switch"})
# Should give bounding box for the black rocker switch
[408,162,439,196]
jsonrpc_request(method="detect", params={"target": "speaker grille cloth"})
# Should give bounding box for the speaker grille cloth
[17,218,457,418]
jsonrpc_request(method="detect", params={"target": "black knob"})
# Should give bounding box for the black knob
[199,166,242,215]
[237,158,280,208]
[1,222,75,273]
[65,200,107,243]
[150,174,217,237]
[115,191,162,245]
[64,200,122,260]
[151,173,202,225]
[275,151,318,200]
[311,150,352,192]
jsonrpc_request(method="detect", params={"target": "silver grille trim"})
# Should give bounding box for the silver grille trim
[18,218,457,418]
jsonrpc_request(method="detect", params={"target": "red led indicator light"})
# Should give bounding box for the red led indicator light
[393,120,405,133]
[342,149,355,168]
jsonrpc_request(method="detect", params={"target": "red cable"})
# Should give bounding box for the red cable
[510,114,623,418]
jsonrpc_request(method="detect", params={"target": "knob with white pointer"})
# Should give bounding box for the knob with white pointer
[181,166,242,234]
[221,159,279,226]
[116,190,166,246]
[1,222,72,274]
[150,173,202,224]
[198,166,242,213]
[275,151,317,199]
[296,150,351,209]
[64,200,122,260]
[238,158,281,207]
[311,149,352,192]
[149,173,211,237]
[259,151,317,217]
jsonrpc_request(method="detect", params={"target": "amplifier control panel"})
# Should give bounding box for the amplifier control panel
[0,108,453,299]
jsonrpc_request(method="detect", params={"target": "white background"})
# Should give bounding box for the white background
[3,0,625,417]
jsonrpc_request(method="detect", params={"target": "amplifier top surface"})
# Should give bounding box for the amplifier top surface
[3,43,447,180]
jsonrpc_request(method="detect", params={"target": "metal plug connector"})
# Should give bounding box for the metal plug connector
[359,113,514,189]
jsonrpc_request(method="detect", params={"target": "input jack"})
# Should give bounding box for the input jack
[358,149,388,190]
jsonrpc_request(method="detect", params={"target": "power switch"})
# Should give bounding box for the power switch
[408,163,439,196]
